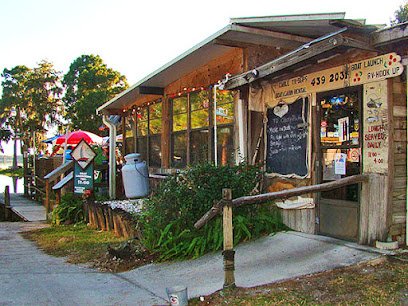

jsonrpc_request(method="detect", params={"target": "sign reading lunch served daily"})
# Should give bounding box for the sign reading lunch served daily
[272,53,403,104]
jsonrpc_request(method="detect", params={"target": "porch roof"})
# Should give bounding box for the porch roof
[224,28,378,90]
[97,12,382,115]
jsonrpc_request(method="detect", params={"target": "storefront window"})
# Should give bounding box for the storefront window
[125,116,135,154]
[216,90,234,125]
[136,100,162,167]
[171,89,234,168]
[319,91,360,147]
[216,126,234,166]
[172,131,187,168]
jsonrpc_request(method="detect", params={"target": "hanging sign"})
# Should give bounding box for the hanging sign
[271,53,403,105]
[74,163,94,194]
[71,139,96,195]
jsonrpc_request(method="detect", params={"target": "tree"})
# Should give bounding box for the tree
[0,61,63,164]
[392,2,408,24]
[63,55,128,134]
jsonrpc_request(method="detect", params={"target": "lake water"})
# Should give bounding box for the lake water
[0,175,24,194]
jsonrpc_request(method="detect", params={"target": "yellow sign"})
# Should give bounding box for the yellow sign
[271,53,403,105]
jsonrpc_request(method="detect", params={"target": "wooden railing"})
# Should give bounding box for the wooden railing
[194,174,369,288]
[43,160,74,213]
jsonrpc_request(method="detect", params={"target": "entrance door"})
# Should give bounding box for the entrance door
[317,87,362,241]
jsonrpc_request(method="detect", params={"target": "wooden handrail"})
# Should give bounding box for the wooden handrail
[44,160,74,183]
[52,171,73,190]
[194,174,368,229]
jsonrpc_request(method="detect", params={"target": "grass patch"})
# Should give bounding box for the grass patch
[0,167,24,177]
[190,254,408,305]
[22,224,127,264]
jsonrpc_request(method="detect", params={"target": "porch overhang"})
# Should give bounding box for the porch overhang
[224,29,376,90]
[97,12,381,115]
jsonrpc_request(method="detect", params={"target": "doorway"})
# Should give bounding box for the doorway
[317,87,362,241]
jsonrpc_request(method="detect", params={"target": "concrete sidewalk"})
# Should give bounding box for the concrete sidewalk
[0,222,383,305]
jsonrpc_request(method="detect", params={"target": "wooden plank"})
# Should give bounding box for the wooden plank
[394,129,407,142]
[393,176,407,189]
[52,172,73,190]
[394,165,407,177]
[393,117,407,129]
[386,79,394,237]
[359,174,370,244]
[44,160,74,182]
[394,106,407,117]
[394,153,407,166]
[392,212,406,224]
[392,199,406,213]
[367,174,388,243]
[393,188,406,201]
[233,175,368,207]
[394,141,407,154]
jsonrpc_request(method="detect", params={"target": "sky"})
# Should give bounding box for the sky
[0,0,405,155]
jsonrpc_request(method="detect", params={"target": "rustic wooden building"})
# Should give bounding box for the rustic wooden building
[97,13,407,246]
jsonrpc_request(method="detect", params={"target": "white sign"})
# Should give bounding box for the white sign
[71,139,96,169]
[334,153,347,175]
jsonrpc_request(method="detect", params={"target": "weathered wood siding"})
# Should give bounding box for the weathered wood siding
[390,75,407,244]
[164,48,243,96]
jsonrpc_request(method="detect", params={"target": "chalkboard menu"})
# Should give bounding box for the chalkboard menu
[266,98,309,176]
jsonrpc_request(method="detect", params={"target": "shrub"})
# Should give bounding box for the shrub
[140,163,287,261]
[52,193,84,225]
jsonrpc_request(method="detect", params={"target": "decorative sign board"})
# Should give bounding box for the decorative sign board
[266,97,309,176]
[74,162,94,195]
[71,139,96,169]
[71,139,96,195]
[362,80,389,174]
[271,53,403,105]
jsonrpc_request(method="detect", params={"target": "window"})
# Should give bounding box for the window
[171,89,234,168]
[135,100,162,167]
[215,90,234,165]
[124,116,135,154]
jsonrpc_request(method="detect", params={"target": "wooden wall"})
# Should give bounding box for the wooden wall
[164,48,243,96]
[390,75,407,244]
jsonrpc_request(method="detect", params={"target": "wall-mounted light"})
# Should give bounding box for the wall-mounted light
[244,69,259,82]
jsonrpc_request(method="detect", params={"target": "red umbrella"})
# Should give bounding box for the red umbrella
[55,130,103,145]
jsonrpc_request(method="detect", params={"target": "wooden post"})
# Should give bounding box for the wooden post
[55,189,61,207]
[23,150,28,197]
[222,188,235,288]
[4,186,11,221]
[45,180,50,214]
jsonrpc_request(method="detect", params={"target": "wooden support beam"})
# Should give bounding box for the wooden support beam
[222,188,235,288]
[139,86,164,96]
[225,34,373,90]
[45,180,50,214]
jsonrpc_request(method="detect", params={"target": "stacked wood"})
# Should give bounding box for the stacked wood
[84,200,140,239]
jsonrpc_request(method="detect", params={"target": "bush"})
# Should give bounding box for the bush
[52,193,84,225]
[140,163,287,261]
